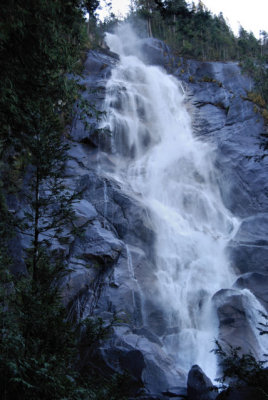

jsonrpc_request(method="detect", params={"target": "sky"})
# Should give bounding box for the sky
[98,0,268,38]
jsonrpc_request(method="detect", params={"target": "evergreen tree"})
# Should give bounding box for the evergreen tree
[0,1,131,398]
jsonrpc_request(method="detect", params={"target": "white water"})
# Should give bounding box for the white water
[99,25,266,380]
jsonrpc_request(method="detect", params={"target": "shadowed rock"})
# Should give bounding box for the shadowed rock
[187,365,217,400]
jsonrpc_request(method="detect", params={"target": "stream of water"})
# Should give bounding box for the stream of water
[99,24,267,380]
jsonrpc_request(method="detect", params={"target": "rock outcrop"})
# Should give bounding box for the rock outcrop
[187,365,217,400]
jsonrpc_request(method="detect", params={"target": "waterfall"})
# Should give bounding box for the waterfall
[99,24,266,380]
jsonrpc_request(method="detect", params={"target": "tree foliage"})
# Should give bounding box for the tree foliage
[128,0,267,63]
[213,315,268,398]
[127,0,268,149]
[0,1,129,398]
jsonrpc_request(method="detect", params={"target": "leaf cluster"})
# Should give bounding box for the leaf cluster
[213,318,268,399]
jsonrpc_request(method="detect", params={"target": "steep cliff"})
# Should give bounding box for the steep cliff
[15,30,268,399]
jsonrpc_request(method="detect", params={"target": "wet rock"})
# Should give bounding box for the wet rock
[233,272,268,311]
[70,50,118,149]
[215,118,267,218]
[228,214,268,274]
[187,365,217,400]
[212,289,261,357]
[96,329,185,395]
[77,172,154,252]
[83,49,119,78]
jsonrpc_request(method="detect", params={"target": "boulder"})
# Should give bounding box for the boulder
[96,328,185,395]
[212,289,263,357]
[233,272,268,311]
[187,365,217,400]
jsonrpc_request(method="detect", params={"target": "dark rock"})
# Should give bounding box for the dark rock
[87,326,185,395]
[77,172,155,252]
[83,49,119,78]
[162,386,187,398]
[187,365,218,400]
[71,220,123,265]
[59,261,98,307]
[120,349,146,380]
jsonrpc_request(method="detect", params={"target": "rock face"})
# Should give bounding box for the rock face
[14,38,268,397]
[172,57,268,279]
[233,271,268,310]
[212,288,263,357]
[187,365,217,400]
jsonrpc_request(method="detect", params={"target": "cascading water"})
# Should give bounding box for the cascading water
[99,24,267,380]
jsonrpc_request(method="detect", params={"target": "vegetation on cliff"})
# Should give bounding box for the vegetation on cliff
[122,0,268,136]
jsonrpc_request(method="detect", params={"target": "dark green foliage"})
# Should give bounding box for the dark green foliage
[213,314,268,398]
[213,341,268,390]
[129,0,237,60]
[0,254,128,400]
[0,1,129,399]
[0,0,84,152]
[128,0,265,62]
[0,256,78,400]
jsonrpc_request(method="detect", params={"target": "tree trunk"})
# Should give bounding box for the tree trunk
[147,16,153,37]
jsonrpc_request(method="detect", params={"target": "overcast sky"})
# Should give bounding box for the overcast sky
[98,0,268,38]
